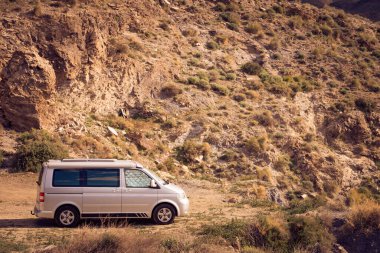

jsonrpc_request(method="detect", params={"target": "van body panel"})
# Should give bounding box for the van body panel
[33,159,190,225]
[122,188,158,216]
[83,188,121,214]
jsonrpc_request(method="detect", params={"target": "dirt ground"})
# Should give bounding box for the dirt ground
[0,170,261,251]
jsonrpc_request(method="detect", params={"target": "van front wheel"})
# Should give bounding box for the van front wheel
[152,204,175,225]
[54,206,80,227]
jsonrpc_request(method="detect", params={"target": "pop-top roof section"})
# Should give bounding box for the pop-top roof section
[61,159,118,162]
[45,159,138,169]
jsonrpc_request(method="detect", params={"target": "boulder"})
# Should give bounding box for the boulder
[0,50,56,131]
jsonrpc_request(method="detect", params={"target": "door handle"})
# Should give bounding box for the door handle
[112,189,121,192]
[124,189,132,192]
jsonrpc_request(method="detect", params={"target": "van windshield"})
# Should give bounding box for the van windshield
[143,168,168,185]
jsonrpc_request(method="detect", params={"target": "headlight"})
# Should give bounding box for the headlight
[177,192,186,199]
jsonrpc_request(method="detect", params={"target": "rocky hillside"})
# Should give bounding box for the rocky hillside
[0,0,379,205]
[303,0,380,21]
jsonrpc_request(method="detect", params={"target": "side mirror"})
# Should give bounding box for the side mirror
[150,179,157,188]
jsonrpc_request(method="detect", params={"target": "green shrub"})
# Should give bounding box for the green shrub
[15,130,68,172]
[241,62,262,75]
[289,216,335,252]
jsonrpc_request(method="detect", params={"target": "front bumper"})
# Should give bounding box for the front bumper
[178,198,189,216]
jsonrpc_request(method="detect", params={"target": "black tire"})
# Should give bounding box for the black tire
[152,204,176,225]
[54,205,80,227]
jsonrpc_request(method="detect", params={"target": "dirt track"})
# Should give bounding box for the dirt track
[0,170,261,250]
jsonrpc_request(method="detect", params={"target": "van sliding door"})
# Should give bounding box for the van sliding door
[82,169,121,216]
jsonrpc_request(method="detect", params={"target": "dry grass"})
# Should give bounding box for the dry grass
[53,226,163,253]
[348,200,380,234]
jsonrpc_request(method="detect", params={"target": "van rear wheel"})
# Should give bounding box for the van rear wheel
[54,206,79,227]
[152,204,175,225]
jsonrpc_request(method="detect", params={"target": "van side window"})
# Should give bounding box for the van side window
[84,169,120,187]
[53,169,81,187]
[125,169,151,188]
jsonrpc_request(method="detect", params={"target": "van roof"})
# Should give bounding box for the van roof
[45,159,143,169]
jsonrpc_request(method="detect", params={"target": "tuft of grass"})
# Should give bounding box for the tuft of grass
[33,0,42,16]
[206,41,219,50]
[245,22,262,34]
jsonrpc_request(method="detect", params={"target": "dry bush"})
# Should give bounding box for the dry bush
[54,227,163,253]
[177,140,211,163]
[246,22,262,34]
[257,167,272,182]
[255,111,274,127]
[244,135,268,156]
[161,84,183,98]
[348,201,380,234]
[33,0,42,16]
[338,200,380,253]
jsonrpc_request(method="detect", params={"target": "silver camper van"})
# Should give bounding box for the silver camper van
[32,159,189,227]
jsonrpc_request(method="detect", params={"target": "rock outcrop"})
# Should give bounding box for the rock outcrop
[0,50,56,131]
